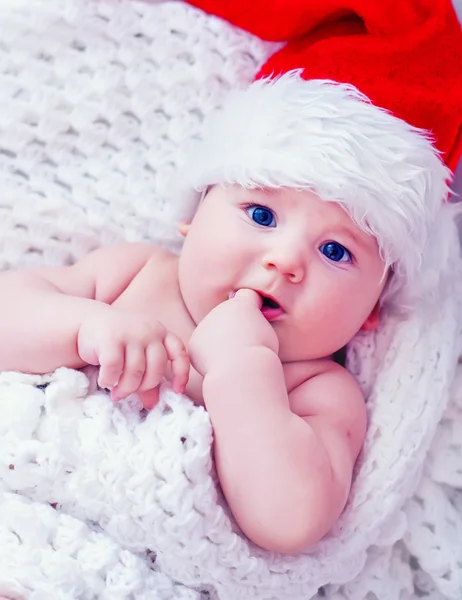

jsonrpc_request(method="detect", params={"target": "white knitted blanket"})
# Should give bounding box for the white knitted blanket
[0,1,462,599]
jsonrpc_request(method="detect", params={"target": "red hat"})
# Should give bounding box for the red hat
[187,0,462,170]
[181,0,462,307]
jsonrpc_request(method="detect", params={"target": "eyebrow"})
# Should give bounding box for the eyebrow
[334,225,372,252]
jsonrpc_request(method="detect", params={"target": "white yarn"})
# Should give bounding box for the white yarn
[0,1,461,599]
[0,492,198,600]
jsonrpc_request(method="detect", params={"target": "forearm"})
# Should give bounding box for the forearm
[0,271,109,373]
[203,347,346,553]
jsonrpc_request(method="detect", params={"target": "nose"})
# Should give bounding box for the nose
[262,245,305,284]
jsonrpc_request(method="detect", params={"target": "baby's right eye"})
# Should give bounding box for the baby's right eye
[246,205,276,227]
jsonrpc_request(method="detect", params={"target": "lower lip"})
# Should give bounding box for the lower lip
[261,306,284,321]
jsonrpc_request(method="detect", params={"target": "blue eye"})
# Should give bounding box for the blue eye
[319,241,352,263]
[246,205,276,227]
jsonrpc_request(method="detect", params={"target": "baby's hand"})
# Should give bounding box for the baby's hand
[77,308,189,409]
[188,289,279,376]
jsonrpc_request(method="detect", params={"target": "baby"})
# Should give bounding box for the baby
[0,0,460,554]
[0,181,383,554]
[0,60,456,558]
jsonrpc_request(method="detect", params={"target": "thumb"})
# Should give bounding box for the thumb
[233,288,262,308]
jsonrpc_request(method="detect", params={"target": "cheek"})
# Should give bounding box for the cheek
[183,233,233,279]
[184,212,252,271]
[182,218,221,263]
[310,276,378,335]
[179,221,238,304]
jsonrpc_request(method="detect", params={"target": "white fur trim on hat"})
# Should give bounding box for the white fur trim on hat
[180,71,454,308]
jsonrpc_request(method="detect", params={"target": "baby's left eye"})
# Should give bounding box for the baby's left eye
[246,205,276,228]
[319,242,352,263]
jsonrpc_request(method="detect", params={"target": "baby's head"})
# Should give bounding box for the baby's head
[173,0,462,360]
[178,181,389,361]
[176,74,453,359]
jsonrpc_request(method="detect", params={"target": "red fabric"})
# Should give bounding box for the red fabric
[187,0,462,170]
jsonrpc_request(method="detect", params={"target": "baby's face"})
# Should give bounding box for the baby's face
[178,185,387,361]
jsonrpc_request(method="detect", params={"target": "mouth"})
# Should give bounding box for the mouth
[257,292,285,321]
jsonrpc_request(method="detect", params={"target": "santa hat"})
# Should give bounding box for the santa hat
[181,0,462,308]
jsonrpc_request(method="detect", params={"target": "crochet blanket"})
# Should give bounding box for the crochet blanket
[0,1,462,599]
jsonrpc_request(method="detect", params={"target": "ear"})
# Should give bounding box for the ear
[361,301,380,331]
[177,222,191,237]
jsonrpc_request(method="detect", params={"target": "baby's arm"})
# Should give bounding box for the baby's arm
[189,290,366,554]
[0,243,165,373]
[204,355,365,554]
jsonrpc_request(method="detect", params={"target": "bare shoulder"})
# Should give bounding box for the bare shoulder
[33,242,168,302]
[288,359,367,463]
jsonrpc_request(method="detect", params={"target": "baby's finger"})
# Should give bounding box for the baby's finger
[164,332,190,394]
[138,343,168,392]
[233,288,263,308]
[98,345,124,390]
[112,344,146,401]
[138,387,160,410]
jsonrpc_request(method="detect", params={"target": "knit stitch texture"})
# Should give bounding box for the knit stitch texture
[0,1,461,599]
